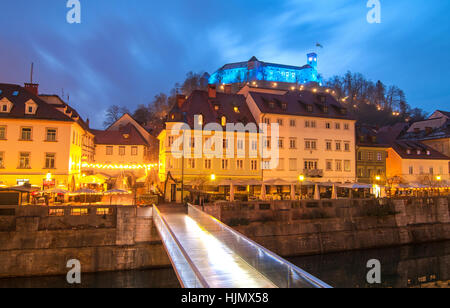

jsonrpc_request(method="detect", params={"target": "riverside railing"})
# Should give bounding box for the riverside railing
[188,204,332,288]
[152,205,209,288]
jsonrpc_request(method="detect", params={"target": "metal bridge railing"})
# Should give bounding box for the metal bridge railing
[152,205,209,288]
[188,204,332,288]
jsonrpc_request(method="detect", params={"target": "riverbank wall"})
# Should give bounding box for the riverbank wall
[0,206,171,278]
[201,197,450,257]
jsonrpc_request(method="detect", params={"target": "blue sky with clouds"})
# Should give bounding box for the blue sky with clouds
[1,0,449,128]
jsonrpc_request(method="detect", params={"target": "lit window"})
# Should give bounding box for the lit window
[198,115,204,126]
[12,91,19,96]
[0,152,4,168]
[131,146,138,156]
[234,106,240,113]
[119,146,126,156]
[221,116,227,126]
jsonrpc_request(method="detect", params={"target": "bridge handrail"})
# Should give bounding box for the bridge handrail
[188,204,332,288]
[153,205,210,288]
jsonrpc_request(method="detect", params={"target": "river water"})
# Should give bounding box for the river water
[0,241,448,288]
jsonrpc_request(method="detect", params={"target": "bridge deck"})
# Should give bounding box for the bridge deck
[153,204,331,289]
[163,213,276,288]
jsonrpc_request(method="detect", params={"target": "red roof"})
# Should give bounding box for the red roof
[92,123,149,146]
[392,140,449,160]
[247,90,353,120]
[0,83,75,122]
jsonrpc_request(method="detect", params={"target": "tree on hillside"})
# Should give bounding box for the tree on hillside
[103,105,130,128]
[325,72,427,127]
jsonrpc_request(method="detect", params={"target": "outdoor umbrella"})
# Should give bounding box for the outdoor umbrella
[331,184,338,200]
[260,183,266,200]
[73,188,98,204]
[290,184,296,200]
[103,189,130,205]
[314,184,321,200]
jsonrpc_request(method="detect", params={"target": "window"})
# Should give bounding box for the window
[0,152,4,168]
[335,123,341,130]
[326,141,332,151]
[251,140,258,151]
[278,138,284,149]
[204,159,212,169]
[168,136,175,147]
[237,139,244,150]
[106,146,113,155]
[429,167,434,175]
[198,115,204,125]
[325,122,331,129]
[335,160,342,171]
[236,160,244,170]
[335,141,341,151]
[305,120,310,128]
[344,123,350,130]
[289,158,297,171]
[305,140,317,150]
[358,151,363,161]
[0,126,6,139]
[188,159,196,169]
[344,142,350,152]
[45,153,56,169]
[46,128,57,142]
[290,138,297,149]
[409,166,414,175]
[19,152,31,169]
[21,127,32,141]
[263,118,270,125]
[222,159,229,170]
[326,160,333,171]
[131,146,138,156]
[119,146,125,156]
[344,160,351,172]
[223,139,228,149]
[311,121,316,128]
[1,105,6,112]
[290,119,296,127]
[264,137,271,149]
[277,119,283,126]
[221,116,227,126]
[368,152,374,161]
[304,160,318,170]
[377,152,383,161]
[251,160,258,171]
[358,168,364,177]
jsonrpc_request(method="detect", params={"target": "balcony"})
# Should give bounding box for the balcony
[303,169,324,178]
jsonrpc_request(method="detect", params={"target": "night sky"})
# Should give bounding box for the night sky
[1,0,449,128]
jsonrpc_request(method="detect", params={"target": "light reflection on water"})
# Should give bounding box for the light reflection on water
[288,241,450,288]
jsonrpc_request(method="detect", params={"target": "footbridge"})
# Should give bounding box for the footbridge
[152,204,331,288]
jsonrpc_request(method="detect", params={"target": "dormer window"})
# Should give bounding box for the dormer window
[198,115,204,126]
[12,91,19,96]
[221,116,227,126]
[307,105,313,112]
[269,101,275,109]
[323,105,328,113]
[407,149,411,155]
[123,134,130,139]
[341,108,347,115]
[24,99,38,115]
[0,97,13,113]
[233,106,240,113]
[417,150,421,155]
[281,103,287,110]
[214,104,220,111]
[427,150,431,155]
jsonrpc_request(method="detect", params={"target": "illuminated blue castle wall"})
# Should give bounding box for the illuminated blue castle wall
[208,53,323,87]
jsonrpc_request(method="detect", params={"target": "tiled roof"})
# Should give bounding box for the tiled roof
[168,90,257,127]
[92,123,149,146]
[392,140,449,160]
[0,84,74,122]
[247,90,353,120]
[356,125,390,148]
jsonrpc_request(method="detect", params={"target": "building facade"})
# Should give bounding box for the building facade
[386,140,449,185]
[356,126,389,184]
[159,88,262,202]
[241,85,357,183]
[0,83,91,190]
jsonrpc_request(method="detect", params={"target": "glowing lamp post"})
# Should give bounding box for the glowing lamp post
[299,175,305,200]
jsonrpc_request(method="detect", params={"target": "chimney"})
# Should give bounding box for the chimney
[224,84,232,94]
[208,85,217,99]
[86,118,90,128]
[24,83,39,96]
[176,94,187,108]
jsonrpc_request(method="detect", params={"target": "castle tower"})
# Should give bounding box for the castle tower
[307,53,318,70]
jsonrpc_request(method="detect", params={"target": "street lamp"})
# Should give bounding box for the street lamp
[299,175,305,199]
[210,174,216,181]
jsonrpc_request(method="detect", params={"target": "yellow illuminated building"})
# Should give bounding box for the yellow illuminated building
[0,83,92,190]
